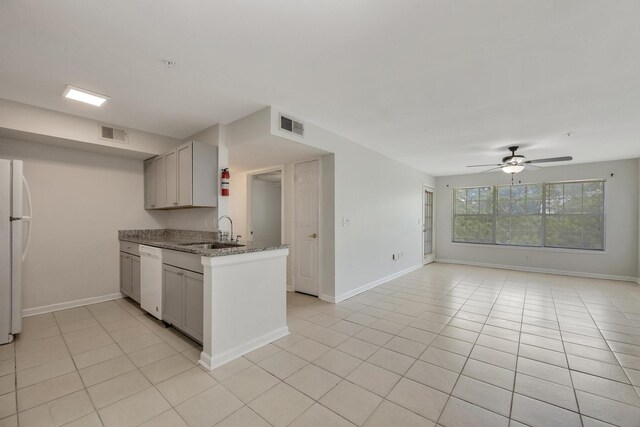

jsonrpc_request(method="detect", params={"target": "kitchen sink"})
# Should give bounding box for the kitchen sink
[185,242,245,250]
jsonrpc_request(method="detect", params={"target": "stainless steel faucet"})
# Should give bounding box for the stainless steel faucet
[217,216,233,242]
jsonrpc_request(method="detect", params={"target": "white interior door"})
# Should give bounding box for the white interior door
[423,187,435,264]
[293,160,319,296]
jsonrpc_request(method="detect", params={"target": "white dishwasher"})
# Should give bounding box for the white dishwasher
[139,245,163,320]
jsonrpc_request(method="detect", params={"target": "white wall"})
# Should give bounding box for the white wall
[270,108,435,301]
[250,178,282,246]
[435,159,639,281]
[0,137,166,311]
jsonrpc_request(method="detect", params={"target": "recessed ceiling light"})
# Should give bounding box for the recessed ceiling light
[63,84,110,107]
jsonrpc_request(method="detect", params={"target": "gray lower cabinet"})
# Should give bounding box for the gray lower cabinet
[182,270,204,342]
[120,252,141,303]
[162,264,203,343]
[131,256,141,303]
[162,265,183,327]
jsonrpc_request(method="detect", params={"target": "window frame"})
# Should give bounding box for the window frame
[451,179,606,251]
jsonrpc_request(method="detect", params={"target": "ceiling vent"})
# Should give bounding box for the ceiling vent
[99,124,128,143]
[280,114,304,137]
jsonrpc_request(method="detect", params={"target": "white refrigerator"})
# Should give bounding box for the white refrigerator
[0,159,32,345]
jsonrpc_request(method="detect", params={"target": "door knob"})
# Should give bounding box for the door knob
[309,233,317,239]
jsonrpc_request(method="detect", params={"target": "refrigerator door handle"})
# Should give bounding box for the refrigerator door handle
[22,175,32,261]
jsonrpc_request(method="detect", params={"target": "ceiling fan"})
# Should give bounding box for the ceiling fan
[467,146,573,174]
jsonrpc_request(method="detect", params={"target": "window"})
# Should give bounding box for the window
[545,181,604,250]
[453,187,493,243]
[496,183,543,246]
[452,180,604,250]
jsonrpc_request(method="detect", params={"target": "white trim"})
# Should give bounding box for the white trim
[22,292,124,317]
[436,259,639,283]
[199,326,289,371]
[450,242,608,255]
[325,264,423,304]
[423,184,436,265]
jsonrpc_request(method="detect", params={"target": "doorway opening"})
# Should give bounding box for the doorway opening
[423,186,435,264]
[247,170,283,246]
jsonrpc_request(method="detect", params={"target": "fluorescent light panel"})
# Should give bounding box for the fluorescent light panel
[63,85,110,106]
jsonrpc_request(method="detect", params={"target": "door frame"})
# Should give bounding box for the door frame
[246,166,285,244]
[291,158,323,297]
[423,185,436,265]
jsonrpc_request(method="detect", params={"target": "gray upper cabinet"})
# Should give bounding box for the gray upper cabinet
[177,143,193,206]
[144,141,217,210]
[143,158,155,209]
[154,155,167,209]
[165,150,178,207]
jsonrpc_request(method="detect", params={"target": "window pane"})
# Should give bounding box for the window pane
[495,183,542,247]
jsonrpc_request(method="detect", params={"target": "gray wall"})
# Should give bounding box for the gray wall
[435,159,639,280]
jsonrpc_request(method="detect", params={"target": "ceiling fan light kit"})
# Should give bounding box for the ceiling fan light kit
[502,164,525,174]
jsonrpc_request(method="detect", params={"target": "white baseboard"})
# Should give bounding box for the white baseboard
[22,293,124,317]
[436,259,639,283]
[199,326,290,371]
[325,264,423,304]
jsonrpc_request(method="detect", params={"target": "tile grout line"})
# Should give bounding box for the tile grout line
[430,275,508,425]
[506,279,525,425]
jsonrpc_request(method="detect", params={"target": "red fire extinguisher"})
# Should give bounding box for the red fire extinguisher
[221,168,230,196]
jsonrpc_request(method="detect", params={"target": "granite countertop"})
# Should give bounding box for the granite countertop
[118,229,288,258]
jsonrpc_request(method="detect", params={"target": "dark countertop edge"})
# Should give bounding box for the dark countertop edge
[119,237,288,258]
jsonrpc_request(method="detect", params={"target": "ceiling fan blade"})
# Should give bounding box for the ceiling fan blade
[467,164,503,168]
[480,166,504,173]
[525,156,573,164]
[524,163,542,170]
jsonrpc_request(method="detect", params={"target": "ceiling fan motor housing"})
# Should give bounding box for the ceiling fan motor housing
[503,154,525,165]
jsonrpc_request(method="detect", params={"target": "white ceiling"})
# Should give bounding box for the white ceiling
[1,1,640,176]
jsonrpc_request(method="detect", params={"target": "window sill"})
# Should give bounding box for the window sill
[451,242,607,255]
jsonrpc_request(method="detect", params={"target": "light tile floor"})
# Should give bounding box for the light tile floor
[1,263,640,426]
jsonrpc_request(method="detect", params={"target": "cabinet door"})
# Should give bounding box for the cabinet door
[165,150,178,207]
[120,253,132,296]
[154,155,167,208]
[162,265,183,327]
[177,143,193,206]
[182,270,204,342]
[130,255,141,303]
[143,158,156,209]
